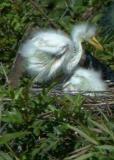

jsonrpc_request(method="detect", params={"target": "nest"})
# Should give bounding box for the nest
[30,82,114,113]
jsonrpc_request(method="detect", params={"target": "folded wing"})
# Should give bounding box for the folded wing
[19,29,72,82]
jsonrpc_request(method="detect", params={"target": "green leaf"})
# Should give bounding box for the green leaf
[0,151,13,160]
[96,145,114,151]
[0,131,30,145]
[67,124,99,145]
[1,109,23,124]
[89,118,114,141]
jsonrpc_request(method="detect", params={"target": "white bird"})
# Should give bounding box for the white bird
[19,23,103,85]
[63,67,107,93]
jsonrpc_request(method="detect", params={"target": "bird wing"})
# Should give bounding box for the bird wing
[18,30,73,82]
[19,30,72,58]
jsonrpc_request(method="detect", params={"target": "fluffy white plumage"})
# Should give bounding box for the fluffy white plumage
[19,30,73,82]
[19,22,106,92]
[71,23,96,42]
[63,67,107,92]
[19,23,100,83]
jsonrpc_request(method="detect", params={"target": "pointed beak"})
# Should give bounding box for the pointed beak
[88,36,103,50]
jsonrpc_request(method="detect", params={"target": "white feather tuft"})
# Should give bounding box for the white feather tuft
[71,23,96,42]
[63,67,107,92]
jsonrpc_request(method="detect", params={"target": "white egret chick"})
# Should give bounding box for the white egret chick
[19,23,103,83]
[63,67,107,93]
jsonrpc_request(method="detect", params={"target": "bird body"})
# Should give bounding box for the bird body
[19,28,84,82]
[19,23,104,91]
[63,67,107,93]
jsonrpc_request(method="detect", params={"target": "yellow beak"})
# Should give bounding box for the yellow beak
[88,36,103,50]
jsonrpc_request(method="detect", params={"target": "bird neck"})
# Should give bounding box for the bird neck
[64,40,83,74]
[73,40,83,58]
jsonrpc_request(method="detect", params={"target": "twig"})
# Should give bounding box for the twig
[64,145,91,160]
[69,145,91,155]
[30,0,59,28]
[64,149,89,160]
[5,144,20,160]
[37,111,52,119]
[84,101,114,106]
[60,1,69,20]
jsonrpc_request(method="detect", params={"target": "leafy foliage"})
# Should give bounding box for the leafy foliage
[1,86,114,160]
[0,0,114,160]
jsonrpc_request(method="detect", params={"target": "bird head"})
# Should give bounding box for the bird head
[71,22,103,50]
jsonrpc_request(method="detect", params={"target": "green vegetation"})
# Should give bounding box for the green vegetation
[0,0,114,159]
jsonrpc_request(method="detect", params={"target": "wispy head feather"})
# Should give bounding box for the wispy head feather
[71,22,96,42]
